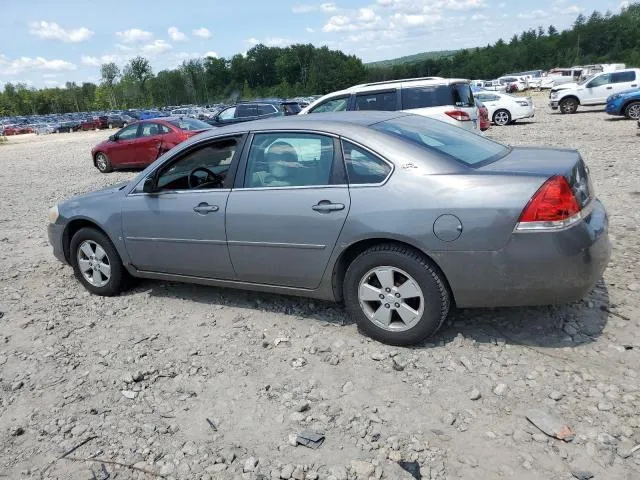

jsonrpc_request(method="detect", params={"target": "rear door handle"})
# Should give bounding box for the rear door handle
[632,84,638,87]
[606,86,613,89]
[312,201,345,213]
[193,203,219,214]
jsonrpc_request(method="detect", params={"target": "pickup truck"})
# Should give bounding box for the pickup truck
[549,68,640,114]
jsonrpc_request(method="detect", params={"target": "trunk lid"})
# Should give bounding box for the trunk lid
[478,146,593,208]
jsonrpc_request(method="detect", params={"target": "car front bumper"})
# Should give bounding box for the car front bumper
[605,102,623,116]
[549,100,559,109]
[48,222,67,263]
[435,199,611,308]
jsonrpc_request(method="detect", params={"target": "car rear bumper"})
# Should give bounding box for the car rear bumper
[436,199,611,308]
[48,223,67,263]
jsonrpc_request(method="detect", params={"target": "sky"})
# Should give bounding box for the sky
[0,0,631,88]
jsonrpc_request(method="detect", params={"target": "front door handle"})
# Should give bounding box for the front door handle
[606,86,613,89]
[312,201,345,213]
[632,84,638,87]
[193,203,219,214]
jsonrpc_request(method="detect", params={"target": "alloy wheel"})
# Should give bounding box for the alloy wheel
[494,110,510,126]
[77,240,111,287]
[358,266,425,332]
[95,154,108,172]
[627,103,640,120]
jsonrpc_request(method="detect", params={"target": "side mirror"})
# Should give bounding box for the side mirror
[142,176,157,194]
[109,134,117,142]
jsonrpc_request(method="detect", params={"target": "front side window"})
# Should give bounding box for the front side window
[355,91,397,111]
[310,96,349,113]
[236,105,258,118]
[342,141,391,185]
[587,74,611,88]
[218,106,236,121]
[372,115,509,167]
[245,133,334,188]
[611,71,636,83]
[116,124,139,140]
[156,137,239,190]
[258,104,278,115]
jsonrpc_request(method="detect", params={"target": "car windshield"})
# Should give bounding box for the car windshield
[169,117,211,131]
[372,115,509,166]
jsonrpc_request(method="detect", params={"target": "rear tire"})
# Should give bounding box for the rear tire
[560,97,579,114]
[343,243,450,346]
[108,123,114,129]
[624,101,640,120]
[493,109,511,126]
[70,228,129,296]
[95,152,113,173]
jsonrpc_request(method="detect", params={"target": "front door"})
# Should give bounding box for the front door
[122,135,244,278]
[583,73,612,105]
[108,123,141,167]
[133,122,168,167]
[226,132,350,289]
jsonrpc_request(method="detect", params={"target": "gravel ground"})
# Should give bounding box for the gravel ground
[1,98,639,480]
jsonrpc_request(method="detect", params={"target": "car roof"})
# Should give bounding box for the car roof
[199,111,407,137]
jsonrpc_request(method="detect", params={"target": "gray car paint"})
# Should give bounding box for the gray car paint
[48,111,610,308]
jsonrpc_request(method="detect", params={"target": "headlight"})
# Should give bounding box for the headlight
[550,92,558,99]
[48,205,59,224]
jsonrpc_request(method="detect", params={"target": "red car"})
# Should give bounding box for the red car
[80,116,108,131]
[91,117,212,173]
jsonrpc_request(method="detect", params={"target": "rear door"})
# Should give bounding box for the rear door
[401,83,478,131]
[610,71,639,94]
[226,131,350,288]
[353,90,399,111]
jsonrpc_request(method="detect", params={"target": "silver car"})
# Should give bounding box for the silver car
[48,112,610,345]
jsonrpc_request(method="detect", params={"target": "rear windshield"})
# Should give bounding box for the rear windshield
[283,103,301,114]
[401,83,474,110]
[372,115,509,166]
[169,117,211,131]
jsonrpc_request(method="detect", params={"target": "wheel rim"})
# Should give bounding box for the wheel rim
[108,123,113,129]
[96,154,107,171]
[561,101,576,113]
[628,104,640,120]
[77,240,111,287]
[495,111,509,125]
[358,266,425,332]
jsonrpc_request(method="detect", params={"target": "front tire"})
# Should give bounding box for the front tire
[343,244,450,346]
[493,109,511,126]
[560,98,579,114]
[95,152,113,173]
[70,228,128,296]
[624,101,640,120]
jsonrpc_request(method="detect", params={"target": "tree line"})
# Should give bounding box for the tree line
[1,2,639,116]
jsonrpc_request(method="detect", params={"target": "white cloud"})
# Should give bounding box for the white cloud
[44,79,59,86]
[517,9,549,19]
[81,55,101,67]
[204,51,218,58]
[555,5,582,15]
[0,54,77,75]
[192,27,211,39]
[28,21,93,43]
[292,4,317,13]
[115,28,153,43]
[306,27,315,33]
[246,37,294,48]
[140,39,173,55]
[168,26,187,41]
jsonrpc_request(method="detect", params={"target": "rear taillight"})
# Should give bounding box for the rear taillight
[516,175,583,231]
[445,110,470,121]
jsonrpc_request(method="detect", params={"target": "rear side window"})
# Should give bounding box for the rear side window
[372,115,509,167]
[168,118,211,131]
[310,96,349,113]
[587,74,611,88]
[282,103,301,114]
[611,71,636,83]
[342,141,391,184]
[355,91,397,111]
[401,86,456,109]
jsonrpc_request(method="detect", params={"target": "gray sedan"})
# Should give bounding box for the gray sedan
[48,111,610,345]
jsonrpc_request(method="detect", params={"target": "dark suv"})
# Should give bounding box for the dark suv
[206,100,301,126]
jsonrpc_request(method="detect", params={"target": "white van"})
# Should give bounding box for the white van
[299,77,480,132]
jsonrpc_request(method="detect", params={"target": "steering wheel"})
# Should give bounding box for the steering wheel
[188,167,224,189]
